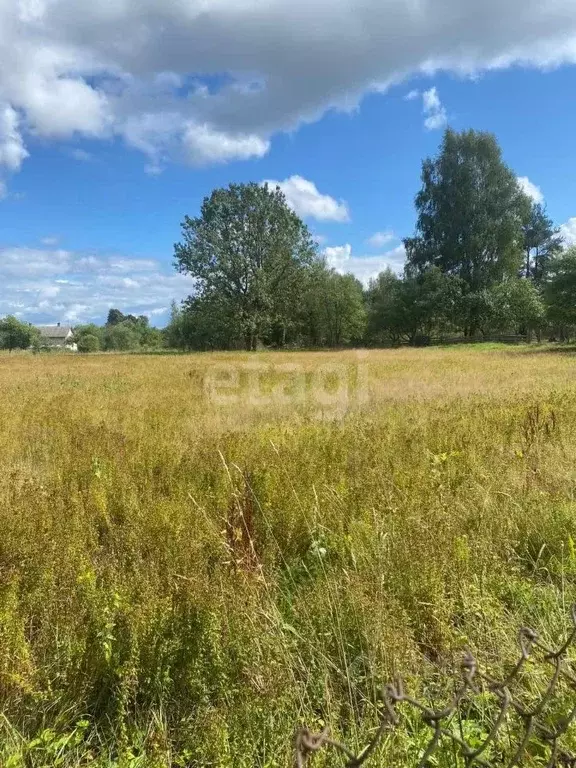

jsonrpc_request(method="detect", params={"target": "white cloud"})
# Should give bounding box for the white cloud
[264,176,350,222]
[324,244,353,270]
[324,243,406,284]
[517,176,544,204]
[184,123,270,166]
[367,230,396,248]
[0,105,28,171]
[560,217,576,246]
[405,86,447,130]
[0,246,190,324]
[422,87,447,130]
[41,236,59,246]
[0,104,28,193]
[1,1,576,176]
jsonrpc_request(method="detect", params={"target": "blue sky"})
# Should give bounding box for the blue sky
[1,0,576,326]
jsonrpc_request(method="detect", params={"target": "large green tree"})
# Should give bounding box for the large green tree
[404,128,530,333]
[174,182,317,350]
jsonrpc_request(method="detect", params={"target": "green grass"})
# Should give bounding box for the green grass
[1,346,576,766]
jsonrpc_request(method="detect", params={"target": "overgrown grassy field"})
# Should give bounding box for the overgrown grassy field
[1,345,576,766]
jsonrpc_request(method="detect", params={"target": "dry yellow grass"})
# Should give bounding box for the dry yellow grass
[1,345,575,766]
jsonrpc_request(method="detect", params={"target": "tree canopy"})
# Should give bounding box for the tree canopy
[404,129,532,334]
[0,316,39,351]
[521,203,563,282]
[174,182,318,350]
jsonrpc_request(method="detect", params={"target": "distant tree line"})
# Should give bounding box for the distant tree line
[73,310,164,352]
[0,310,164,352]
[3,128,576,353]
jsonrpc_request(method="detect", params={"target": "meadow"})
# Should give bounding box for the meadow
[1,345,576,766]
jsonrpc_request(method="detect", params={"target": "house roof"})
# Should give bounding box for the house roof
[36,325,73,339]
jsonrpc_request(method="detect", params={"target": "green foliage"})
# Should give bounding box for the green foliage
[404,129,530,332]
[0,315,39,350]
[106,308,126,326]
[487,278,545,334]
[174,182,318,350]
[74,323,105,347]
[103,323,140,351]
[545,247,576,338]
[77,333,101,353]
[298,265,367,347]
[522,203,563,282]
[164,301,188,350]
[75,314,161,352]
[106,309,149,329]
[366,267,463,344]
[139,325,163,348]
[366,267,404,344]
[322,272,367,346]
[400,267,464,342]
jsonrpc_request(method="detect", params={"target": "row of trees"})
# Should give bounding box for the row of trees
[0,310,164,352]
[3,128,576,352]
[167,130,574,350]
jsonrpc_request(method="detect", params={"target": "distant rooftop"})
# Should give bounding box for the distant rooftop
[36,325,73,339]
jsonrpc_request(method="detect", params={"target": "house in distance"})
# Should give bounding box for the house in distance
[36,323,77,351]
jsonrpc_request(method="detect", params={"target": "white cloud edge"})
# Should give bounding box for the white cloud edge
[517,175,544,204]
[262,176,350,222]
[324,242,406,284]
[367,230,397,248]
[560,217,576,246]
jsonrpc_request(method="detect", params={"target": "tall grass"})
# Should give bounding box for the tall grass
[1,345,576,766]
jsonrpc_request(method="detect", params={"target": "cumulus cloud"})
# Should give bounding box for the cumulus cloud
[367,230,396,248]
[1,0,576,180]
[264,176,349,222]
[324,243,406,284]
[0,247,190,324]
[517,176,544,204]
[185,123,270,166]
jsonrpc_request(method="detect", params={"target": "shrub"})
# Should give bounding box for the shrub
[77,333,100,353]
